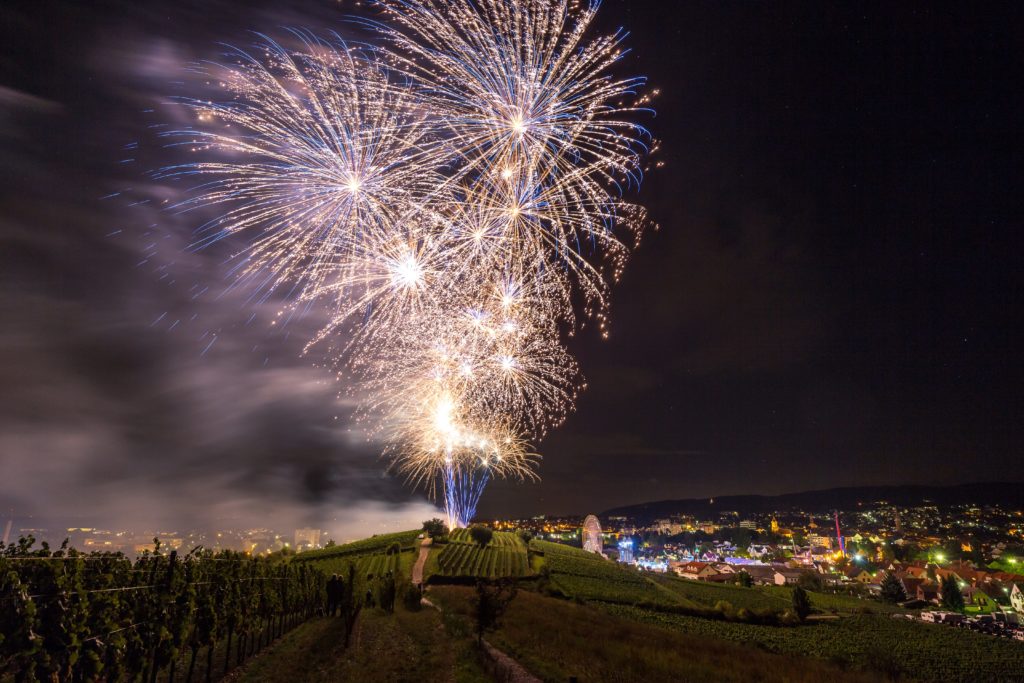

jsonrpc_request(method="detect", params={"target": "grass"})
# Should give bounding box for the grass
[422,546,442,581]
[236,607,489,682]
[650,574,790,611]
[223,533,1019,682]
[601,603,1024,682]
[760,584,907,614]
[430,586,879,683]
[648,573,909,615]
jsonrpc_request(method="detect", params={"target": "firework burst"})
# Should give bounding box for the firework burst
[167,0,654,528]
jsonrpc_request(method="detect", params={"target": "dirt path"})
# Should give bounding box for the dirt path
[412,536,431,585]
[480,638,542,683]
[421,594,539,682]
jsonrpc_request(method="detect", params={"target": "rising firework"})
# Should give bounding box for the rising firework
[166,0,654,528]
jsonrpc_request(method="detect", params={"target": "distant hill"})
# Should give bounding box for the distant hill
[601,482,1024,522]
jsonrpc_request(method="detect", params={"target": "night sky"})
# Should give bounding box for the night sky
[2,1,1021,533]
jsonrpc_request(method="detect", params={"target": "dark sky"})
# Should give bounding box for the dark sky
[1,1,1021,532]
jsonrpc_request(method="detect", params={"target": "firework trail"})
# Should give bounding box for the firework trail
[166,0,654,528]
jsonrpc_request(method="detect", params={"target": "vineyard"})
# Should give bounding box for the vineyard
[302,548,413,584]
[758,584,906,614]
[649,574,791,612]
[436,530,529,578]
[294,530,420,586]
[529,540,680,606]
[294,530,420,562]
[0,538,324,682]
[601,604,1024,682]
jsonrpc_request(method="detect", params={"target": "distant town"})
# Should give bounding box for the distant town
[481,498,1024,639]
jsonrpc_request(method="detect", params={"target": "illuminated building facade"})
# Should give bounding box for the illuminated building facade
[617,538,634,563]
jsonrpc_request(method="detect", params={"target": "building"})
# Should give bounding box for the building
[900,577,926,599]
[1010,583,1024,612]
[741,565,777,585]
[294,527,321,550]
[582,515,603,554]
[653,518,684,535]
[676,561,722,581]
[961,585,993,609]
[845,568,874,584]
[739,519,758,530]
[617,538,635,564]
[773,569,805,586]
[917,584,940,604]
[808,534,833,549]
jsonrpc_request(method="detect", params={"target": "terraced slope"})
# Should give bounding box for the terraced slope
[530,539,686,606]
[436,529,531,578]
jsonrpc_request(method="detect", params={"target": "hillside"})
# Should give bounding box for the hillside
[602,482,1024,521]
[276,531,1024,682]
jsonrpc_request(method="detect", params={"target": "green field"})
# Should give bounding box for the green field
[601,604,1024,683]
[295,529,421,561]
[530,539,683,606]
[430,586,877,683]
[206,531,1022,682]
[649,573,789,611]
[296,529,420,582]
[759,584,907,614]
[436,529,530,578]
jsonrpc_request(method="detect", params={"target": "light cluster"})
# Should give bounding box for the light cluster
[163,0,655,528]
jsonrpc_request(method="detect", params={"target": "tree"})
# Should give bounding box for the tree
[880,572,907,604]
[340,563,363,647]
[378,572,398,613]
[402,584,423,612]
[469,525,494,549]
[940,575,964,612]
[791,585,812,622]
[472,579,517,646]
[422,519,447,539]
[797,572,825,592]
[736,571,753,588]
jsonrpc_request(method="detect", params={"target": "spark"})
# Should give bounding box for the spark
[168,0,655,528]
